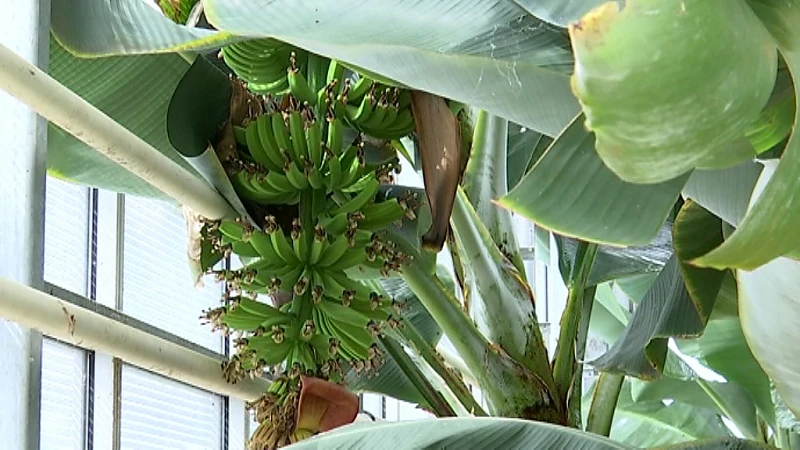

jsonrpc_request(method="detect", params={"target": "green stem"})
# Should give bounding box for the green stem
[399,264,488,380]
[397,321,488,416]
[400,263,563,422]
[789,430,800,450]
[567,286,598,428]
[378,335,456,417]
[461,110,527,280]
[586,372,625,436]
[553,241,599,405]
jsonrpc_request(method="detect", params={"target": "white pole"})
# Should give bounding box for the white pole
[0,277,271,401]
[0,42,236,221]
[0,1,48,447]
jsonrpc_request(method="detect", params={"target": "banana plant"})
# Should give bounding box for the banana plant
[34,0,800,448]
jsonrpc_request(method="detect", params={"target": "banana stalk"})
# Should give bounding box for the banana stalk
[450,187,557,404]
[400,263,564,423]
[461,110,527,280]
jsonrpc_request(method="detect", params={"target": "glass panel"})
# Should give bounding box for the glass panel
[40,339,86,450]
[120,364,222,450]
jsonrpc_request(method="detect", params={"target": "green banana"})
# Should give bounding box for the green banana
[330,178,381,216]
[265,218,299,265]
[263,171,296,194]
[346,93,375,124]
[324,149,343,191]
[247,335,294,366]
[317,234,350,268]
[271,113,292,154]
[307,164,325,190]
[231,241,260,258]
[307,333,338,361]
[324,247,368,272]
[361,101,388,130]
[256,114,287,170]
[308,225,327,265]
[233,126,248,147]
[306,120,323,167]
[357,199,406,230]
[326,59,345,88]
[285,161,310,190]
[288,111,309,163]
[347,76,373,103]
[219,221,250,242]
[326,118,344,156]
[288,68,317,106]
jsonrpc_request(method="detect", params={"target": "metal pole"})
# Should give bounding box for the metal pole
[0,278,271,401]
[0,42,236,221]
[0,1,49,447]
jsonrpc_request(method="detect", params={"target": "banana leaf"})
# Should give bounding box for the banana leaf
[498,114,689,247]
[583,380,733,448]
[693,0,800,270]
[510,0,607,27]
[47,35,203,198]
[736,159,800,419]
[507,121,550,190]
[554,220,672,287]
[284,416,763,449]
[287,418,631,450]
[53,0,581,137]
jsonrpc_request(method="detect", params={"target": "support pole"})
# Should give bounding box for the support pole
[0,42,235,221]
[0,278,271,402]
[0,1,49,447]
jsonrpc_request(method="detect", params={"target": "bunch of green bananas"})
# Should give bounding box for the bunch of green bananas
[221,37,415,141]
[202,40,426,387]
[221,39,309,95]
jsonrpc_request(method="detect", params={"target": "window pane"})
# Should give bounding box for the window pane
[120,365,222,450]
[44,176,89,295]
[122,197,222,351]
[40,339,85,450]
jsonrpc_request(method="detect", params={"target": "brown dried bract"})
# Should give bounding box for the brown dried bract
[409,91,461,252]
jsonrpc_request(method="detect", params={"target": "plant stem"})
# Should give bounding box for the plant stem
[398,321,487,416]
[378,335,456,417]
[553,241,599,405]
[586,372,624,436]
[399,264,488,380]
[567,285,598,428]
[400,263,564,422]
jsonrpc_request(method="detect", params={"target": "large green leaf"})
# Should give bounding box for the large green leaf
[555,220,672,287]
[506,121,550,190]
[201,0,579,137]
[510,0,607,27]
[591,200,724,378]
[47,35,202,198]
[630,377,759,440]
[693,1,800,270]
[286,418,632,449]
[583,381,732,448]
[681,161,763,227]
[56,0,583,136]
[499,114,689,248]
[591,258,700,378]
[568,0,777,184]
[675,317,775,428]
[736,165,800,418]
[50,0,238,56]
